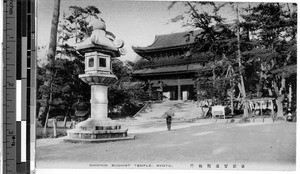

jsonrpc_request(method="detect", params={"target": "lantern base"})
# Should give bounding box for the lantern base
[65,118,134,142]
[63,135,135,143]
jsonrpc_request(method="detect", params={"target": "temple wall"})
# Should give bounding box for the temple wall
[150,78,194,87]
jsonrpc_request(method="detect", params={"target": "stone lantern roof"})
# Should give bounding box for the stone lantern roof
[76,19,126,57]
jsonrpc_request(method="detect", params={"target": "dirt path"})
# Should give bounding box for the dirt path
[36,121,296,170]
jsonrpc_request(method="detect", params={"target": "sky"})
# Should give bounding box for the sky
[37,0,294,63]
[37,0,245,62]
[38,0,188,62]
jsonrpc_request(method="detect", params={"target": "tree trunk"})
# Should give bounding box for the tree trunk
[40,0,61,128]
[241,77,249,117]
[37,100,48,127]
[288,84,292,109]
[43,104,51,135]
[278,76,286,118]
[227,66,234,115]
[47,0,61,63]
[230,81,234,115]
[53,119,57,138]
[63,108,69,128]
[274,75,286,118]
[276,95,284,117]
[236,2,248,118]
[212,67,216,87]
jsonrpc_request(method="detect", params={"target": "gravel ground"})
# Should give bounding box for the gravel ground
[36,121,296,171]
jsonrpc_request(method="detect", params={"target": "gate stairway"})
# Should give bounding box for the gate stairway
[116,100,209,133]
[134,100,203,122]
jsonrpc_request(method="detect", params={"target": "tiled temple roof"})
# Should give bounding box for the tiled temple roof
[132,30,207,77]
[132,30,202,52]
[133,54,208,69]
[132,63,203,76]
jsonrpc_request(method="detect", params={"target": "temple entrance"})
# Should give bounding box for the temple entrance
[150,82,196,101]
[164,86,178,100]
[163,92,171,100]
[180,85,196,100]
[182,91,188,100]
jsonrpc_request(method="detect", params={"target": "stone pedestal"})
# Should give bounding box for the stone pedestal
[66,73,131,141]
[65,18,133,142]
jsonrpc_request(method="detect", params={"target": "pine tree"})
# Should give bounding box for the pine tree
[37,5,146,127]
[169,2,247,115]
[169,2,297,118]
[37,0,61,129]
[240,2,297,118]
[37,5,99,127]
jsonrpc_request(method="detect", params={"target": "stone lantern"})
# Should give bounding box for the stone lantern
[65,19,134,142]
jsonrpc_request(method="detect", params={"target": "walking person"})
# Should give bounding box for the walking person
[164,108,174,131]
[166,115,172,131]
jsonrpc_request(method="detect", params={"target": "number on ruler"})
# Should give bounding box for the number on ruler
[10,136,16,147]
[7,82,14,86]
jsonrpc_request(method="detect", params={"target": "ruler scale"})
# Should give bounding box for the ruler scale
[3,0,17,174]
[2,0,36,173]
[28,0,36,172]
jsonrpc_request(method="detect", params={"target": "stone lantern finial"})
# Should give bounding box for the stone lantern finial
[90,19,115,48]
[76,18,126,57]
[92,18,106,30]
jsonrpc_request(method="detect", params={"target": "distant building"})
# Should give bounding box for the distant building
[132,30,208,101]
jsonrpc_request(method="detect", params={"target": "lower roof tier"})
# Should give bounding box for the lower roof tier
[132,63,203,77]
[133,52,211,71]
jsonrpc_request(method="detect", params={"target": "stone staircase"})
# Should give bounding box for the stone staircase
[134,100,203,122]
[114,100,205,133]
[117,101,283,134]
[171,101,204,122]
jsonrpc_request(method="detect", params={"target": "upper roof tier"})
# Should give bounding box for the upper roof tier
[132,30,202,53]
